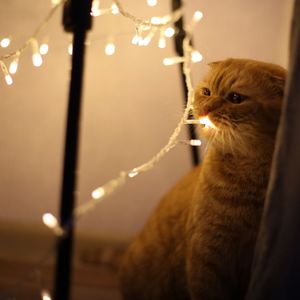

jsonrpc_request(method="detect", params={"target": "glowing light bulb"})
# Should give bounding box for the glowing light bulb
[68,43,73,55]
[191,50,203,63]
[40,43,49,55]
[131,34,140,45]
[158,37,166,48]
[32,53,43,67]
[5,74,13,85]
[164,27,175,38]
[190,139,202,146]
[163,56,185,66]
[1,61,13,85]
[91,0,101,16]
[128,169,139,178]
[142,36,151,46]
[151,17,162,25]
[105,43,116,55]
[41,290,52,300]
[0,38,11,48]
[199,116,216,129]
[193,10,203,22]
[92,187,105,199]
[147,0,157,7]
[43,213,58,228]
[111,3,119,15]
[9,58,19,74]
[30,39,43,67]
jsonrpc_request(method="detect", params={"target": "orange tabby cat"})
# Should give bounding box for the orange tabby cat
[119,58,287,300]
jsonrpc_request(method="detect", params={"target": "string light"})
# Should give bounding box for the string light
[0,61,13,85]
[0,37,11,48]
[147,0,158,7]
[0,0,63,85]
[39,43,49,55]
[0,1,204,298]
[105,42,116,55]
[72,2,201,222]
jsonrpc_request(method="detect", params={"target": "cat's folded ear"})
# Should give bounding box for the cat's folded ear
[269,72,287,97]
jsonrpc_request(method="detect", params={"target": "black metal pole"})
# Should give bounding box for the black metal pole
[54,1,92,299]
[172,0,199,166]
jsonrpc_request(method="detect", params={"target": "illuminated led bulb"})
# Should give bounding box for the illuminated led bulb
[0,61,13,85]
[105,42,116,56]
[30,39,43,67]
[40,43,49,55]
[111,3,119,15]
[190,139,202,146]
[68,43,73,55]
[163,56,185,66]
[9,57,19,74]
[32,53,43,67]
[131,34,139,45]
[91,187,105,200]
[41,290,52,300]
[158,37,166,49]
[193,10,203,22]
[0,37,11,48]
[199,116,216,129]
[151,17,162,25]
[128,169,139,178]
[191,50,203,63]
[43,213,58,229]
[164,27,175,38]
[5,74,13,85]
[142,36,151,46]
[147,0,157,7]
[91,0,101,16]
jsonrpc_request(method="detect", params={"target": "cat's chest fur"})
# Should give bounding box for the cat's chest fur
[184,150,269,300]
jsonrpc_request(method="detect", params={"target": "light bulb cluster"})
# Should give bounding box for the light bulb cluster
[0,0,63,86]
[1,1,204,298]
[1,0,203,84]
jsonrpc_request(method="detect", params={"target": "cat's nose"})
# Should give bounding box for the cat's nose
[203,108,211,115]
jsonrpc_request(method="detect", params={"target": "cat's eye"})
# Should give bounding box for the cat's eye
[202,88,211,96]
[227,92,246,104]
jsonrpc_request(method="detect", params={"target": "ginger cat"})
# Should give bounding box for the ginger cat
[119,58,287,300]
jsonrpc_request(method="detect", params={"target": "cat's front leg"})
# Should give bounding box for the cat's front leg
[186,231,238,300]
